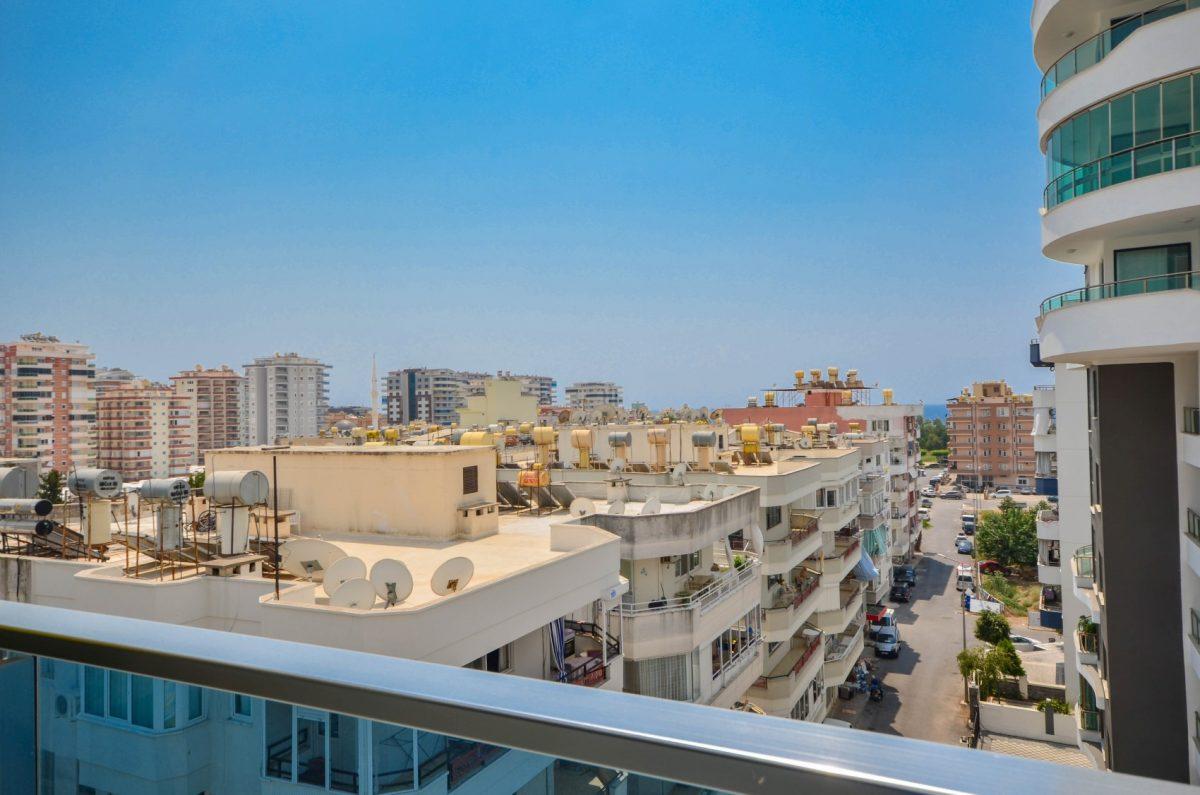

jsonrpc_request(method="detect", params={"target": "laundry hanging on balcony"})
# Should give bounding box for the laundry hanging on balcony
[854,546,879,582]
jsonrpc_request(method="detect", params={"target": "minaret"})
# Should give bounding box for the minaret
[370,354,380,430]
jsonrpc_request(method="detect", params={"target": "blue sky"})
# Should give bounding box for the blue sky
[0,2,1071,408]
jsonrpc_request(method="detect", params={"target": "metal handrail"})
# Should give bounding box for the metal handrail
[1039,271,1199,315]
[623,558,759,615]
[1044,129,1200,210]
[1039,0,1199,98]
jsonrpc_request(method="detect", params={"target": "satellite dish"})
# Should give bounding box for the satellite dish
[280,539,346,581]
[798,435,812,449]
[750,524,764,555]
[328,578,377,609]
[609,459,626,473]
[670,463,687,484]
[640,496,661,515]
[322,556,367,597]
[608,499,626,515]
[431,557,474,595]
[570,498,596,517]
[370,558,414,607]
[723,485,739,499]
[701,484,718,501]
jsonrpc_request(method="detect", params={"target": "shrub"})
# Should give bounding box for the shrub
[1037,698,1070,715]
[1077,615,1097,636]
[733,555,746,570]
[974,611,1010,645]
[992,638,1025,678]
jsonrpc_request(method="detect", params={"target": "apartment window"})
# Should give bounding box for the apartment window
[80,666,201,731]
[765,505,782,529]
[1114,243,1191,294]
[233,693,253,720]
[462,465,478,495]
[675,550,701,577]
[467,644,512,673]
[265,703,359,792]
[625,650,700,701]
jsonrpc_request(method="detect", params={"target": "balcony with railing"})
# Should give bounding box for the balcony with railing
[622,559,761,659]
[822,621,865,688]
[763,568,821,643]
[815,581,865,635]
[746,630,823,715]
[563,619,621,689]
[816,531,862,584]
[761,511,821,576]
[0,601,1146,794]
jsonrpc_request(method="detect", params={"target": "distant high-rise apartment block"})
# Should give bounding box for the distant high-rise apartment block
[565,381,624,409]
[96,379,194,480]
[244,353,330,444]
[170,365,246,456]
[0,333,96,473]
[1031,0,1200,780]
[93,367,137,395]
[945,380,1035,491]
[384,368,558,426]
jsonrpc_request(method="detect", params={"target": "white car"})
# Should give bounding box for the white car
[921,487,937,498]
[992,488,1013,498]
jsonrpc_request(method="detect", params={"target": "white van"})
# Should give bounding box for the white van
[956,565,975,592]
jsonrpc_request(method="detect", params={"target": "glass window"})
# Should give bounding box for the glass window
[372,724,416,793]
[265,700,293,781]
[1088,105,1109,161]
[1111,93,1133,152]
[233,693,253,718]
[329,715,359,793]
[296,711,327,787]
[1134,84,1162,145]
[131,675,154,728]
[163,681,176,729]
[107,671,128,721]
[1072,112,1089,168]
[1163,76,1192,138]
[1115,244,1192,295]
[187,686,203,721]
[83,666,105,717]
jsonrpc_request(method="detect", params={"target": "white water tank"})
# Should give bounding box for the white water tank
[140,478,190,503]
[68,468,123,500]
[204,470,269,506]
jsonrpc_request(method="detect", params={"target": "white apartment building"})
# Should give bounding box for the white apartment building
[0,442,625,794]
[170,365,246,456]
[0,333,96,473]
[1031,0,1200,781]
[244,353,330,444]
[495,420,887,724]
[1031,384,1065,636]
[498,371,558,406]
[95,379,195,481]
[565,381,624,409]
[384,368,483,426]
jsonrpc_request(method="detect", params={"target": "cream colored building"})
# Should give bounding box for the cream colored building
[457,378,539,428]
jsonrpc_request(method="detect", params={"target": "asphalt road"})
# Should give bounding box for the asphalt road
[843,470,976,744]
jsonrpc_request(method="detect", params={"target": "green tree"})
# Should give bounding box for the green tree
[188,471,206,490]
[974,498,1038,566]
[919,418,948,451]
[37,469,65,504]
[974,611,1011,645]
[957,641,1026,699]
[992,638,1025,678]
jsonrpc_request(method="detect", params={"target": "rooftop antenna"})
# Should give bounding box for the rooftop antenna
[370,353,380,431]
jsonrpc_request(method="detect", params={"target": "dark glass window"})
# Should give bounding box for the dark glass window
[765,505,782,528]
[1163,75,1192,138]
[1110,93,1133,152]
[462,465,478,495]
[1134,84,1161,145]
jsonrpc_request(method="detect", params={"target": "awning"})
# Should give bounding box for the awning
[854,545,879,581]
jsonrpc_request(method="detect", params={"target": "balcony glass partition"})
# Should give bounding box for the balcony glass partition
[1044,71,1200,208]
[0,602,1160,795]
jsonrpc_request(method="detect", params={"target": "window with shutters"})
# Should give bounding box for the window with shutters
[462,465,478,495]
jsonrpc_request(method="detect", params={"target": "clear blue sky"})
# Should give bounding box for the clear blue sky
[0,2,1073,408]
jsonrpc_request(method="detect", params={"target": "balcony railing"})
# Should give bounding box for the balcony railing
[1040,271,1200,315]
[1073,545,1094,579]
[1185,407,1200,435]
[1044,130,1200,210]
[623,558,759,616]
[1077,630,1099,656]
[1080,707,1102,733]
[1186,508,1200,546]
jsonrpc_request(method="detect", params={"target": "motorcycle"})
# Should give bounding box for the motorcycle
[868,677,884,703]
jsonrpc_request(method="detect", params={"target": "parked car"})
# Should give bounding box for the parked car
[918,468,927,477]
[941,489,964,500]
[977,560,1012,575]
[917,507,930,521]
[889,582,912,603]
[893,565,916,587]
[955,535,974,554]
[1047,495,1059,504]
[874,625,901,658]
[920,487,937,498]
[930,476,942,486]
[955,565,975,591]
[920,497,933,508]
[992,488,1013,498]
[1017,486,1032,495]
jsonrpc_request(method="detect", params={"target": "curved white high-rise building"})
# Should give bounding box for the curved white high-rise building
[1032,0,1200,783]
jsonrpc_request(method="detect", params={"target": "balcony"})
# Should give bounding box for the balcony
[1077,629,1099,667]
[816,532,862,583]
[0,601,1143,793]
[746,631,823,715]
[761,512,821,577]
[823,622,865,687]
[1036,509,1060,541]
[563,619,621,689]
[815,582,865,635]
[762,569,821,643]
[622,560,761,660]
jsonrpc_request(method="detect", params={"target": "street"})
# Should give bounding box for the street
[837,471,1058,744]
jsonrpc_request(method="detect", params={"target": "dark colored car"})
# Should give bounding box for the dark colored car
[893,565,917,587]
[977,560,1012,576]
[889,583,912,603]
